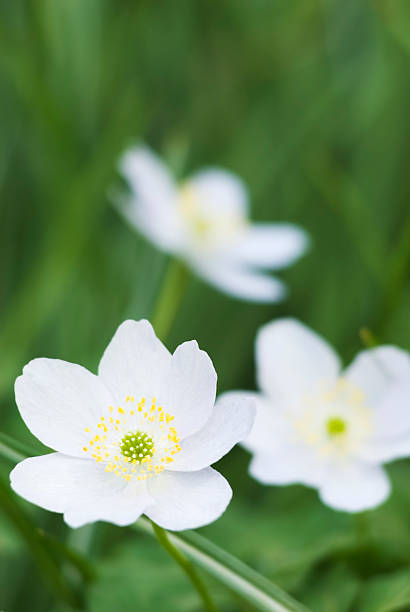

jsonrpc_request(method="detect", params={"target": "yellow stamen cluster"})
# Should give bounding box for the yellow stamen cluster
[82,396,181,482]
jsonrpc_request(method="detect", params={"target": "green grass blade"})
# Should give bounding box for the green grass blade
[133,518,309,612]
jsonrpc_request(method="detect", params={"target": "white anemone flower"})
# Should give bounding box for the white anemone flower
[10,320,255,530]
[116,146,309,303]
[223,318,410,513]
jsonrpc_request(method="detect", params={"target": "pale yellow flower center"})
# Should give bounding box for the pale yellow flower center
[177,184,247,247]
[82,396,181,482]
[293,378,372,457]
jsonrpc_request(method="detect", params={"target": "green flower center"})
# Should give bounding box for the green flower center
[120,431,154,462]
[326,417,347,436]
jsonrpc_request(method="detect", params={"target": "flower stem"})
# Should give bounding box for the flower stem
[354,511,371,546]
[151,521,217,612]
[135,519,308,612]
[151,258,189,341]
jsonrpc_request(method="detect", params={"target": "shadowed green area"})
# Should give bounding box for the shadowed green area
[1,0,410,610]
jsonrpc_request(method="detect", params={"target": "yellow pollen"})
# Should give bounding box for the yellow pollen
[83,395,181,482]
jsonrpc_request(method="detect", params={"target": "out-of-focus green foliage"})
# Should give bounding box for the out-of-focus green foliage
[1,0,410,610]
[357,568,410,612]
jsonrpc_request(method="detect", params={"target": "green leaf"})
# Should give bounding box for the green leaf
[357,569,410,612]
[88,537,221,612]
[0,474,79,607]
[298,563,360,612]
[134,518,309,612]
[362,462,410,567]
[0,432,42,464]
[201,487,355,591]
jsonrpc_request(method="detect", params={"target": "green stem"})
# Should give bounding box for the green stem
[151,521,217,612]
[135,519,308,612]
[354,512,371,547]
[151,258,189,341]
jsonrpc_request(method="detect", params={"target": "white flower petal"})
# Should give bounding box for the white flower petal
[359,435,410,464]
[221,391,286,454]
[186,168,249,218]
[165,391,255,472]
[222,223,309,270]
[358,383,410,463]
[11,454,74,513]
[371,381,410,438]
[118,146,184,252]
[15,359,114,457]
[10,453,151,527]
[345,346,410,410]
[145,468,232,531]
[256,318,341,403]
[249,445,326,488]
[165,341,217,439]
[120,146,176,201]
[319,462,391,513]
[98,319,171,405]
[194,260,287,303]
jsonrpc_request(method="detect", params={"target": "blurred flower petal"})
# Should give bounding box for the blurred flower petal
[195,259,287,302]
[345,346,410,409]
[249,447,325,488]
[118,147,184,252]
[236,317,410,513]
[319,462,390,513]
[256,318,341,403]
[115,146,308,302]
[358,383,410,463]
[185,168,249,218]
[223,223,309,269]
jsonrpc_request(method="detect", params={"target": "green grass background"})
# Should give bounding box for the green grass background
[1,1,410,610]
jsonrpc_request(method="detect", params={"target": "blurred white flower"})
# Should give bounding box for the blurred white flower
[116,146,309,302]
[10,320,254,530]
[224,318,410,513]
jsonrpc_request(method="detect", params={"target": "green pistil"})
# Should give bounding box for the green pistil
[120,431,154,461]
[326,417,347,436]
[193,216,212,236]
